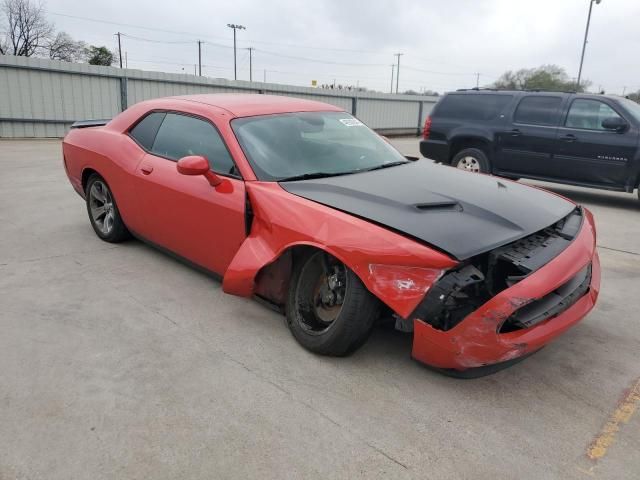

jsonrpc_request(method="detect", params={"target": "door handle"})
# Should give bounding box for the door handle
[561,134,577,143]
[140,164,154,175]
[510,129,522,137]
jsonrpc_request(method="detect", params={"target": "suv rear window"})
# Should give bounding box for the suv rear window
[435,94,513,121]
[514,96,562,126]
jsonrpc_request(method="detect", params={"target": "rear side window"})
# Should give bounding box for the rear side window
[129,112,166,150]
[151,113,238,176]
[514,96,562,126]
[565,99,622,130]
[435,94,513,121]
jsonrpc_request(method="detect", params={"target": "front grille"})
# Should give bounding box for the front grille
[499,263,592,333]
[413,208,585,332]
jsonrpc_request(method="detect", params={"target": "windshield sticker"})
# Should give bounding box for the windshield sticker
[339,118,364,127]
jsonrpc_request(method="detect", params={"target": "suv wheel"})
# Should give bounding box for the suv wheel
[452,148,490,174]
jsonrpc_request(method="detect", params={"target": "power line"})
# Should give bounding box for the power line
[402,65,476,76]
[254,48,387,67]
[47,11,399,56]
[120,33,194,44]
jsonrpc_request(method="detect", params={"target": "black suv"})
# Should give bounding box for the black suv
[420,90,640,199]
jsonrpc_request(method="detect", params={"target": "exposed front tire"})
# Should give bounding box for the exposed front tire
[452,148,490,173]
[85,174,130,243]
[286,251,379,356]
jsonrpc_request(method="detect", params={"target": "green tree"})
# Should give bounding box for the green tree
[86,45,115,66]
[493,65,590,93]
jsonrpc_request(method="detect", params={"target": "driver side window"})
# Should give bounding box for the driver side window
[565,100,622,130]
[151,113,239,177]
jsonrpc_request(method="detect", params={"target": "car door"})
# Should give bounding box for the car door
[495,94,565,177]
[130,111,246,275]
[554,98,637,187]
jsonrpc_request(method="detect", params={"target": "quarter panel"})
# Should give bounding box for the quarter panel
[63,128,146,232]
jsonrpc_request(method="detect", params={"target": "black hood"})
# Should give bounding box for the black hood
[280,160,575,260]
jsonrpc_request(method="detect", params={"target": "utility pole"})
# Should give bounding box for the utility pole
[622,86,627,96]
[263,69,266,83]
[394,53,403,94]
[246,47,254,82]
[116,32,123,68]
[475,72,480,88]
[577,0,602,90]
[390,64,395,94]
[197,40,202,76]
[227,24,246,81]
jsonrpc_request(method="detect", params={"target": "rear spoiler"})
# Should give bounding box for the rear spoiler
[70,119,110,129]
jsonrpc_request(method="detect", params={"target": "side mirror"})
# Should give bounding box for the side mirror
[176,155,222,186]
[601,117,628,133]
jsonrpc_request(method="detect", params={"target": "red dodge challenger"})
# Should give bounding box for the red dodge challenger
[62,94,600,376]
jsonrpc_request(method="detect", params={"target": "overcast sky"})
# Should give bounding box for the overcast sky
[44,0,640,94]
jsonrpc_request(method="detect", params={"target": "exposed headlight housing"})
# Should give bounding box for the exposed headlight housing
[366,264,444,317]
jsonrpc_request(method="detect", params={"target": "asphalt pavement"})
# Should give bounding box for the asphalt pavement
[1,138,639,479]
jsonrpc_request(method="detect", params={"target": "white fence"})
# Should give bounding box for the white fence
[0,55,438,138]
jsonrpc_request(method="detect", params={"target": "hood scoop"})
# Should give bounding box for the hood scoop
[414,201,462,212]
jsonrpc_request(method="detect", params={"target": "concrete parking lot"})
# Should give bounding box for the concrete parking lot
[1,138,639,479]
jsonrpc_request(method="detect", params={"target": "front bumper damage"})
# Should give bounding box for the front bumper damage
[411,207,600,373]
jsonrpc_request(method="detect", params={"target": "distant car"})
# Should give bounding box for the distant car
[63,94,599,377]
[420,89,640,200]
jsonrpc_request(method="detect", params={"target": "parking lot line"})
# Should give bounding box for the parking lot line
[587,377,640,461]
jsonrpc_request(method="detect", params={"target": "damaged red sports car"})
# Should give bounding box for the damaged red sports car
[62,94,600,376]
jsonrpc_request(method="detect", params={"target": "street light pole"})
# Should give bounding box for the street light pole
[577,0,602,90]
[226,24,246,81]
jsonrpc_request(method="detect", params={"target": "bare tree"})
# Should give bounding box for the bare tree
[47,31,85,62]
[0,0,53,56]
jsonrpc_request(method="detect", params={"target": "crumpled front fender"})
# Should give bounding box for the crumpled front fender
[222,182,457,318]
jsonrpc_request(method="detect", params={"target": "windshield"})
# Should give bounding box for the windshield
[231,111,408,181]
[618,97,640,123]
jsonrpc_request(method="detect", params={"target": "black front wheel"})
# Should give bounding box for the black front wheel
[286,251,379,356]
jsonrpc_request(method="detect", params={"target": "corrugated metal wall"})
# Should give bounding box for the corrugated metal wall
[0,56,438,138]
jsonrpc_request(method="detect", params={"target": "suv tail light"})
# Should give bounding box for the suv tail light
[423,115,432,139]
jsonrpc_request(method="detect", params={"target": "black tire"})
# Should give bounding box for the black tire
[286,251,379,356]
[85,174,130,243]
[452,148,490,173]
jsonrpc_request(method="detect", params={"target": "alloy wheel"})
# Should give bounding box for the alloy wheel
[89,180,115,235]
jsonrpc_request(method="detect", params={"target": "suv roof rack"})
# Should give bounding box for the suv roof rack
[455,87,500,92]
[455,88,581,94]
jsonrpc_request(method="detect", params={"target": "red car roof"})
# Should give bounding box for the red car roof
[172,93,344,117]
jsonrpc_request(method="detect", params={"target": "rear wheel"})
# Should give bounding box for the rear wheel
[85,174,130,243]
[286,251,379,356]
[452,148,490,174]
